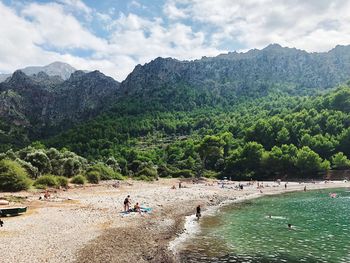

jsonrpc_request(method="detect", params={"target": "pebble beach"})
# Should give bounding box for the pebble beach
[0,179,348,263]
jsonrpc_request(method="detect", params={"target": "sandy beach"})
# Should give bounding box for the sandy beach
[0,179,348,263]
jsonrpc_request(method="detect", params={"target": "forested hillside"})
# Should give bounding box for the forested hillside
[44,86,350,180]
[2,44,350,181]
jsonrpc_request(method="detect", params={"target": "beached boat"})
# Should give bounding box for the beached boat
[0,207,27,216]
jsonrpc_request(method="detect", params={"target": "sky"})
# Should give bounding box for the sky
[1,0,350,81]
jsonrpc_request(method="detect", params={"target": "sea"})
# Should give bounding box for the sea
[178,188,350,263]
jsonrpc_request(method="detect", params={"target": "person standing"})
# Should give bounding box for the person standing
[124,195,131,212]
[0,219,3,227]
[196,205,201,220]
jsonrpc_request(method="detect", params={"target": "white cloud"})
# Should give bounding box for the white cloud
[2,0,350,81]
[0,1,222,80]
[21,2,107,50]
[107,13,221,64]
[58,0,92,15]
[168,0,350,51]
[163,0,188,20]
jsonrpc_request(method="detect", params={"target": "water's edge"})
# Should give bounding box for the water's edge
[168,185,349,261]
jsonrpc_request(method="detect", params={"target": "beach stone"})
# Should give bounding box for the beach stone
[0,200,9,205]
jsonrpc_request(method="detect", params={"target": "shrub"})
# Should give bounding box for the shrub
[0,159,32,191]
[135,175,154,181]
[34,175,58,188]
[85,171,100,184]
[16,158,39,179]
[203,170,219,178]
[136,167,158,178]
[61,157,83,177]
[71,175,86,185]
[55,176,68,188]
[172,169,194,178]
[25,151,52,175]
[87,163,123,180]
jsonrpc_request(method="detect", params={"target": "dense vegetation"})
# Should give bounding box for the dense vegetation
[0,146,123,191]
[37,86,350,181]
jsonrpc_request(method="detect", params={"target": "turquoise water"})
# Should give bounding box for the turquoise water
[180,189,350,263]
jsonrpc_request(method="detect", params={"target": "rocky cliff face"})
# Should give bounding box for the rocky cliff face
[120,44,350,102]
[0,69,120,138]
[1,44,350,147]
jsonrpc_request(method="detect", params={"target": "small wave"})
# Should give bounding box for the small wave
[265,216,287,220]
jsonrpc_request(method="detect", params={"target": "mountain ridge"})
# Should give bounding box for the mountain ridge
[1,43,350,151]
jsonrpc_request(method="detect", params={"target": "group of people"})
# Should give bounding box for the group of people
[123,195,141,213]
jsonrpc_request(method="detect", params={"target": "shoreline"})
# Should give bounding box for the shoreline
[0,179,348,263]
[168,182,350,262]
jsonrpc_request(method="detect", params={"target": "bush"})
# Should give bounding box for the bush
[34,175,58,188]
[203,170,219,178]
[0,159,32,191]
[16,158,39,179]
[136,167,158,178]
[56,176,68,188]
[135,175,154,181]
[172,169,194,178]
[71,175,86,185]
[85,171,100,184]
[25,151,52,175]
[87,163,123,180]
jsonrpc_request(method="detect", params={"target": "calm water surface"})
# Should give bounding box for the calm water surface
[179,188,350,263]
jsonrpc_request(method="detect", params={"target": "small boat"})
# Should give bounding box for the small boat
[0,207,27,216]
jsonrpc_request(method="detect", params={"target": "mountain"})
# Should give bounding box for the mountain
[0,62,77,82]
[0,73,11,82]
[0,69,120,143]
[2,44,350,152]
[120,44,350,108]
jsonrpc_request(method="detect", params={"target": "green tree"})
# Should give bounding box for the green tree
[25,151,52,176]
[0,159,32,191]
[331,152,350,170]
[198,135,224,170]
[296,146,329,176]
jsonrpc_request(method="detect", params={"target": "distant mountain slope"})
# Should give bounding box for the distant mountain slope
[1,44,350,152]
[0,61,77,82]
[120,44,350,108]
[0,69,120,140]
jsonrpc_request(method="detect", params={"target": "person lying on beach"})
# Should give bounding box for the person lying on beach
[134,202,141,214]
[124,195,131,212]
[44,190,51,199]
[0,219,3,227]
[112,181,120,188]
[196,205,201,220]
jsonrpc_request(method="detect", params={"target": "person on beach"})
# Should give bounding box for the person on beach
[44,190,50,199]
[134,202,141,213]
[124,195,131,212]
[196,205,201,220]
[285,183,287,189]
[0,219,3,227]
[304,186,307,192]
